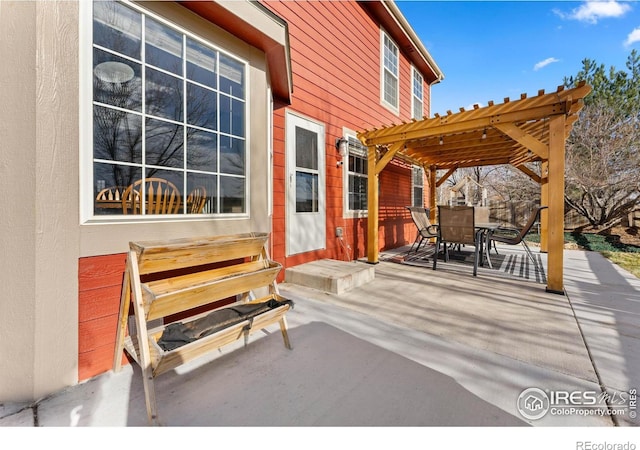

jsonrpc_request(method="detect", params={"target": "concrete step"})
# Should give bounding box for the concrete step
[284,259,375,294]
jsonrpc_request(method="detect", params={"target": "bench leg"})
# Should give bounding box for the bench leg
[141,365,160,425]
[279,316,292,350]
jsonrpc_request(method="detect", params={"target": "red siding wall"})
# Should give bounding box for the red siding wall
[77,1,432,381]
[264,1,428,273]
[78,253,127,381]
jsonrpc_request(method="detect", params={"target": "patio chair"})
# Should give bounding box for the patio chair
[186,186,207,214]
[433,205,482,276]
[122,177,181,214]
[406,206,439,253]
[487,206,547,270]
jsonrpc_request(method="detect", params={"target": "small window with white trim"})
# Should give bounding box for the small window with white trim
[411,66,424,120]
[381,30,399,113]
[344,135,368,215]
[412,166,424,207]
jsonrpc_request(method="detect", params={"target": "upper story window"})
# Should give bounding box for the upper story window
[344,135,368,215]
[381,30,399,113]
[412,66,424,120]
[412,166,424,207]
[90,1,247,217]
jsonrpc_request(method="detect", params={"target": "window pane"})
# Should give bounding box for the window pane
[220,176,245,213]
[219,95,244,136]
[145,17,182,75]
[94,163,141,215]
[219,54,244,98]
[93,1,141,60]
[93,105,142,163]
[296,172,318,212]
[414,187,423,207]
[383,35,398,75]
[348,175,367,211]
[186,128,217,172]
[145,118,184,168]
[413,167,424,186]
[413,99,423,120]
[187,83,217,129]
[141,169,184,214]
[93,49,141,111]
[384,70,397,106]
[187,173,216,214]
[295,127,318,170]
[187,38,216,88]
[145,68,183,121]
[220,135,244,175]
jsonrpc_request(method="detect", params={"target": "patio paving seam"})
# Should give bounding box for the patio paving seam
[564,287,618,426]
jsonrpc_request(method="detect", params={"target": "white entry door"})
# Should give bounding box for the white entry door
[286,112,326,255]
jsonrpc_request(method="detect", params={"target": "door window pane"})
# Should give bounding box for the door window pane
[296,172,318,213]
[295,127,318,170]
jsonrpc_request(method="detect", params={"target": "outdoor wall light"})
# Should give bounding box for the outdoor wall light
[335,137,348,166]
[439,136,444,145]
[482,129,487,139]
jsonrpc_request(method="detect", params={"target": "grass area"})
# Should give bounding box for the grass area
[601,252,640,278]
[526,231,640,277]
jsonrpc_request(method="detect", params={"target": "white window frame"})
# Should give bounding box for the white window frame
[411,66,424,120]
[80,0,250,223]
[412,165,425,208]
[380,29,399,115]
[342,130,368,219]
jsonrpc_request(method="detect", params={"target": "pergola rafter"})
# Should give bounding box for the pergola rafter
[357,81,591,293]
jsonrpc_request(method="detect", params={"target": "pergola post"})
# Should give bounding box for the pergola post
[540,161,549,253]
[429,166,437,222]
[546,115,566,294]
[367,145,379,264]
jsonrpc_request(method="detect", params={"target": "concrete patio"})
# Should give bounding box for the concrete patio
[1,244,639,428]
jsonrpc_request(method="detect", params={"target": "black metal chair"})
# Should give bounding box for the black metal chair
[487,206,547,271]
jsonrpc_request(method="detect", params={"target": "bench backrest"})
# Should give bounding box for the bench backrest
[127,232,279,321]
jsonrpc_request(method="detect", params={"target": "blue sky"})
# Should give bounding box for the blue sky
[396,0,640,115]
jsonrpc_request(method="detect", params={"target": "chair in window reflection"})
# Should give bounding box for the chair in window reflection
[186,186,207,214]
[95,186,130,210]
[122,178,181,214]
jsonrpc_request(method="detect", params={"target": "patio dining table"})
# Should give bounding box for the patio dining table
[475,222,501,269]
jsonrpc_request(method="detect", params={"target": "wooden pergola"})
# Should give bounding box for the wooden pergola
[357,81,591,293]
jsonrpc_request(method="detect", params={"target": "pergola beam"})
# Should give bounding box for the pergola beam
[515,164,542,184]
[362,103,568,147]
[493,122,549,159]
[436,167,457,187]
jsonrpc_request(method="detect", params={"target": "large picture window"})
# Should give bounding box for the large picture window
[91,1,246,216]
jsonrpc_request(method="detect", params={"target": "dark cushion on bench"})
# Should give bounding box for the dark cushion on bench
[157,298,294,351]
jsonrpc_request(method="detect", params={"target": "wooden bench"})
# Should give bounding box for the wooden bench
[112,232,293,425]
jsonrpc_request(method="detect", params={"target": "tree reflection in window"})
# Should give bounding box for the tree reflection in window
[91,0,246,216]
